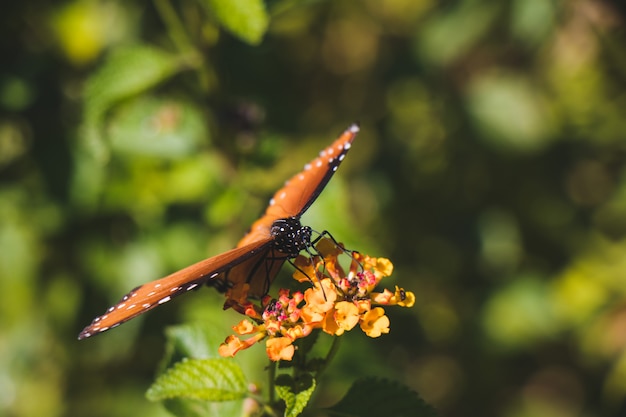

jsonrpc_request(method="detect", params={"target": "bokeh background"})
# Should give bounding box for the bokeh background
[2,0,626,416]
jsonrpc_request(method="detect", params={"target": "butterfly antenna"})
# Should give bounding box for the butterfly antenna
[316,230,364,272]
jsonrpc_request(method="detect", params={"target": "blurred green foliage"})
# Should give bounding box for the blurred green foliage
[2,0,626,416]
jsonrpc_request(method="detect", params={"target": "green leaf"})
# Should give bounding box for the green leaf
[84,44,183,124]
[275,373,316,417]
[325,377,438,417]
[146,358,248,402]
[81,44,185,164]
[162,397,243,417]
[107,96,208,158]
[162,322,227,367]
[202,0,269,45]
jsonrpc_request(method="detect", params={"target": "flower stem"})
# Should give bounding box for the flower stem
[268,359,277,404]
[153,0,193,54]
[316,336,342,379]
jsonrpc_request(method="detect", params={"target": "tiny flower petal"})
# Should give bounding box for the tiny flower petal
[233,319,257,335]
[302,279,336,316]
[292,255,317,282]
[361,307,390,338]
[371,288,394,304]
[322,308,342,335]
[219,332,265,357]
[266,337,295,361]
[334,301,360,331]
[375,258,394,277]
[316,237,343,257]
[354,299,371,314]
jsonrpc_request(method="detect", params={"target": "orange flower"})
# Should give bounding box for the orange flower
[292,255,319,283]
[332,301,360,334]
[394,286,415,307]
[266,337,295,361]
[371,286,415,307]
[219,332,265,357]
[218,238,414,361]
[300,278,336,324]
[233,319,257,335]
[360,308,390,338]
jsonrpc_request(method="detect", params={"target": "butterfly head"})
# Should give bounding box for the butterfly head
[270,217,312,258]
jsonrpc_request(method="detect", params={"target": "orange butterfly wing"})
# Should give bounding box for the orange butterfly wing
[237,123,359,247]
[78,238,273,339]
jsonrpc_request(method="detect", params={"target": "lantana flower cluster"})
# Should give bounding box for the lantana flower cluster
[219,238,415,361]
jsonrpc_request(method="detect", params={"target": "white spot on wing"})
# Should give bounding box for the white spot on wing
[279,191,286,200]
[304,163,311,171]
[269,198,275,206]
[158,296,171,305]
[316,160,322,168]
[187,283,199,291]
[344,142,352,150]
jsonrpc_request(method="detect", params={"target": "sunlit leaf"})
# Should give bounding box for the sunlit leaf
[466,72,555,153]
[84,45,183,123]
[147,358,248,401]
[107,96,208,158]
[160,322,227,370]
[275,373,316,417]
[201,0,269,45]
[482,276,558,348]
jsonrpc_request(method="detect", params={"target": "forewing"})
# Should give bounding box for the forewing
[237,123,359,247]
[78,238,273,339]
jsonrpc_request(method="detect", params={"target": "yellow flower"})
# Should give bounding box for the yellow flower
[332,301,360,334]
[266,337,295,361]
[394,286,415,307]
[292,255,319,283]
[360,308,390,338]
[301,279,337,323]
[218,238,413,361]
[219,332,265,357]
[233,319,257,335]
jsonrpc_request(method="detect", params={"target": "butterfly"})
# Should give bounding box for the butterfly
[78,123,360,339]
